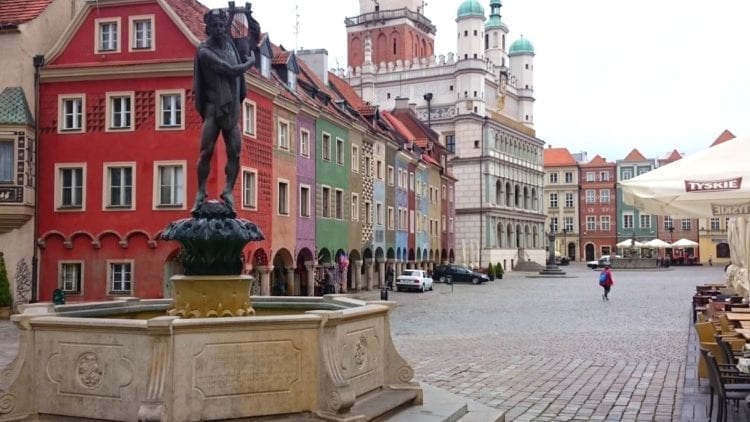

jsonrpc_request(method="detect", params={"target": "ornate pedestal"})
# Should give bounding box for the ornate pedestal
[168,275,254,318]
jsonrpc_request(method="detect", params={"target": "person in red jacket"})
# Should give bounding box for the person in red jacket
[600,266,615,300]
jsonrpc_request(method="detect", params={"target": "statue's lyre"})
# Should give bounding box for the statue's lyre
[227,2,260,59]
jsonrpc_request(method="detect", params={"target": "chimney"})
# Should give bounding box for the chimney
[394,97,410,110]
[297,48,329,86]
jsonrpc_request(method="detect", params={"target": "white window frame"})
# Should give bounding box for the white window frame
[59,261,84,295]
[387,206,394,229]
[564,172,573,183]
[622,169,633,180]
[564,217,574,232]
[640,214,651,229]
[128,15,155,52]
[351,145,359,172]
[442,215,446,232]
[364,200,372,225]
[376,202,384,226]
[321,185,331,218]
[565,193,574,208]
[299,129,310,157]
[550,217,559,232]
[600,215,611,231]
[335,188,344,219]
[108,260,133,295]
[387,166,394,186]
[682,219,691,231]
[710,217,720,231]
[664,216,673,230]
[322,132,331,161]
[585,190,596,204]
[409,209,415,234]
[449,186,454,203]
[58,94,86,133]
[241,167,257,210]
[409,172,415,191]
[549,193,558,208]
[600,171,610,181]
[586,171,595,182]
[0,140,13,183]
[376,160,384,180]
[449,217,454,233]
[586,216,596,231]
[277,119,290,151]
[242,100,256,136]
[153,161,186,210]
[156,89,184,130]
[623,213,634,230]
[277,179,289,216]
[351,193,359,221]
[599,189,610,204]
[299,184,311,218]
[103,162,135,211]
[55,163,86,211]
[95,17,121,53]
[549,172,558,184]
[105,91,135,132]
[335,137,344,165]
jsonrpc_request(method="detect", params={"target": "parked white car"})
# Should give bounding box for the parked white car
[395,269,433,293]
[587,255,621,269]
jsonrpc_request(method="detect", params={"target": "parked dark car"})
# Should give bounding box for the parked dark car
[432,264,490,284]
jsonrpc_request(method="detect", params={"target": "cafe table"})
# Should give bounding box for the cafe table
[725,312,750,322]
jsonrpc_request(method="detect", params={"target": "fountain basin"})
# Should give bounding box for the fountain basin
[0,296,420,421]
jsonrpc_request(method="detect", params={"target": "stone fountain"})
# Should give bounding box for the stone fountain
[0,4,421,420]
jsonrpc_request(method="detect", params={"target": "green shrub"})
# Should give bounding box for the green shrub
[487,262,496,280]
[496,262,504,278]
[0,254,11,307]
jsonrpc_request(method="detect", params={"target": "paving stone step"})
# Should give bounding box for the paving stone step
[387,383,504,422]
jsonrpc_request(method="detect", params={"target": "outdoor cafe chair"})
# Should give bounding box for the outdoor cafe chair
[699,349,750,422]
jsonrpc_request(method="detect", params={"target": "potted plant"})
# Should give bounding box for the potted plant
[496,262,504,280]
[0,253,11,319]
[487,262,496,281]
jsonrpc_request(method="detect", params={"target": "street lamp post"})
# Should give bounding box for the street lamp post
[562,228,568,260]
[540,224,566,275]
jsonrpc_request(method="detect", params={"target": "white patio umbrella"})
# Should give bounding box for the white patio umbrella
[616,239,643,248]
[620,135,750,294]
[643,238,672,248]
[671,238,700,248]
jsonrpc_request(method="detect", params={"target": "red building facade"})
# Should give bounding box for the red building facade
[36,0,274,301]
[578,155,617,262]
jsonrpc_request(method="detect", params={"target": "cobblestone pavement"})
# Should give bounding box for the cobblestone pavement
[388,263,728,421]
[0,264,737,421]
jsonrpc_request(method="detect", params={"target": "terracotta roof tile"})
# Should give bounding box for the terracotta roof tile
[0,0,52,26]
[622,148,647,162]
[543,147,577,166]
[660,149,683,164]
[710,129,736,147]
[390,108,438,142]
[163,0,208,41]
[381,111,416,142]
[421,154,440,166]
[272,51,290,65]
[580,154,613,167]
[328,73,365,109]
[357,105,377,116]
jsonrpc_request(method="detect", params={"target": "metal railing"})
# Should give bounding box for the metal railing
[345,8,436,33]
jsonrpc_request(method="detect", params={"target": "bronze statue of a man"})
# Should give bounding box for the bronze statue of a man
[192,8,256,212]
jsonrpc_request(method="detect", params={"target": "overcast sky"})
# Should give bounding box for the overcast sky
[201,0,750,161]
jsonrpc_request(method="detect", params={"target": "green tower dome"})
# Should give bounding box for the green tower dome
[457,0,485,18]
[485,15,508,30]
[509,37,535,55]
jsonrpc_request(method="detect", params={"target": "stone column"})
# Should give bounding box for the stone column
[286,267,295,296]
[352,260,363,291]
[305,261,315,297]
[339,266,347,294]
[377,259,386,288]
[364,258,374,290]
[257,265,273,296]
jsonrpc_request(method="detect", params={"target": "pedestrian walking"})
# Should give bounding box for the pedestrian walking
[386,265,395,291]
[598,265,614,300]
[708,255,713,266]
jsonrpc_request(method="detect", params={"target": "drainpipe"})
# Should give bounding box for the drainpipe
[422,92,433,127]
[32,54,44,302]
[479,116,488,269]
